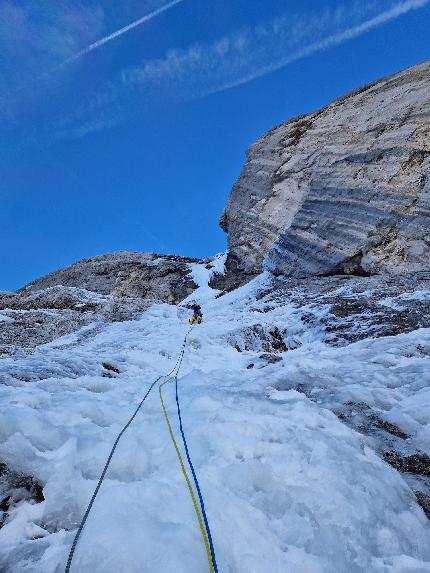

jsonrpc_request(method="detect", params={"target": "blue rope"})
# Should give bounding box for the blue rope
[65,332,191,573]
[175,375,219,573]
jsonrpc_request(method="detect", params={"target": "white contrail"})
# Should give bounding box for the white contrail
[211,0,430,93]
[119,0,430,99]
[59,0,429,136]
[61,0,184,67]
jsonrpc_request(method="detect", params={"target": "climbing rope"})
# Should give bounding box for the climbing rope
[175,374,219,573]
[157,323,218,572]
[65,331,191,573]
[159,377,215,573]
[158,321,218,572]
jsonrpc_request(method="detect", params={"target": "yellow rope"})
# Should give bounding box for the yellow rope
[159,376,215,573]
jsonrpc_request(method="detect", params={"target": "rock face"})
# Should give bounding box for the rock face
[218,61,430,288]
[0,287,152,355]
[20,251,201,303]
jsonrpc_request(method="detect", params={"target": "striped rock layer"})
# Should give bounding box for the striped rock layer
[219,61,430,287]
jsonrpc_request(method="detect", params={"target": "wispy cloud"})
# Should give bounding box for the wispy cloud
[0,0,105,120]
[216,0,430,92]
[0,0,181,123]
[57,0,184,68]
[59,0,429,137]
[0,1,105,82]
[122,0,430,97]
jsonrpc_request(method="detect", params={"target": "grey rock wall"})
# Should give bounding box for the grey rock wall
[20,251,201,303]
[219,61,430,287]
[0,287,152,355]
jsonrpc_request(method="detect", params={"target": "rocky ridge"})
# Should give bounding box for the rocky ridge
[0,251,219,355]
[19,251,202,301]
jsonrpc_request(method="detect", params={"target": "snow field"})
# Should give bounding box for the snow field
[0,273,429,572]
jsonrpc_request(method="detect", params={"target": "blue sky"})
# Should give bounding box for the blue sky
[1,0,429,291]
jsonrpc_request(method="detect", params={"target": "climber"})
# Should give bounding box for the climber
[189,304,203,325]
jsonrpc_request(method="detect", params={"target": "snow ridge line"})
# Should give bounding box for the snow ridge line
[65,329,191,573]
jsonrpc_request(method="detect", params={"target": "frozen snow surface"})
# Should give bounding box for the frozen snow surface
[1,268,430,572]
[185,252,227,304]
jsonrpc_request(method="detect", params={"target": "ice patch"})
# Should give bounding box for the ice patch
[183,252,226,305]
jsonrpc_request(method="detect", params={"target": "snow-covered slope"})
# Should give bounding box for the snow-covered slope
[1,266,429,572]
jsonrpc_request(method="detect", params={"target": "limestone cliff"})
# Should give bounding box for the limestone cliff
[218,61,430,289]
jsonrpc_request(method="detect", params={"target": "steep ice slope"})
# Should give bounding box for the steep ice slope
[0,267,429,573]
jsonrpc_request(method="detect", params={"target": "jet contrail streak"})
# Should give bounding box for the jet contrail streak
[61,0,184,67]
[209,0,430,94]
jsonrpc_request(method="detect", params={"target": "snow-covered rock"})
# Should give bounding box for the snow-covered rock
[219,60,430,288]
[0,286,153,355]
[0,252,219,355]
